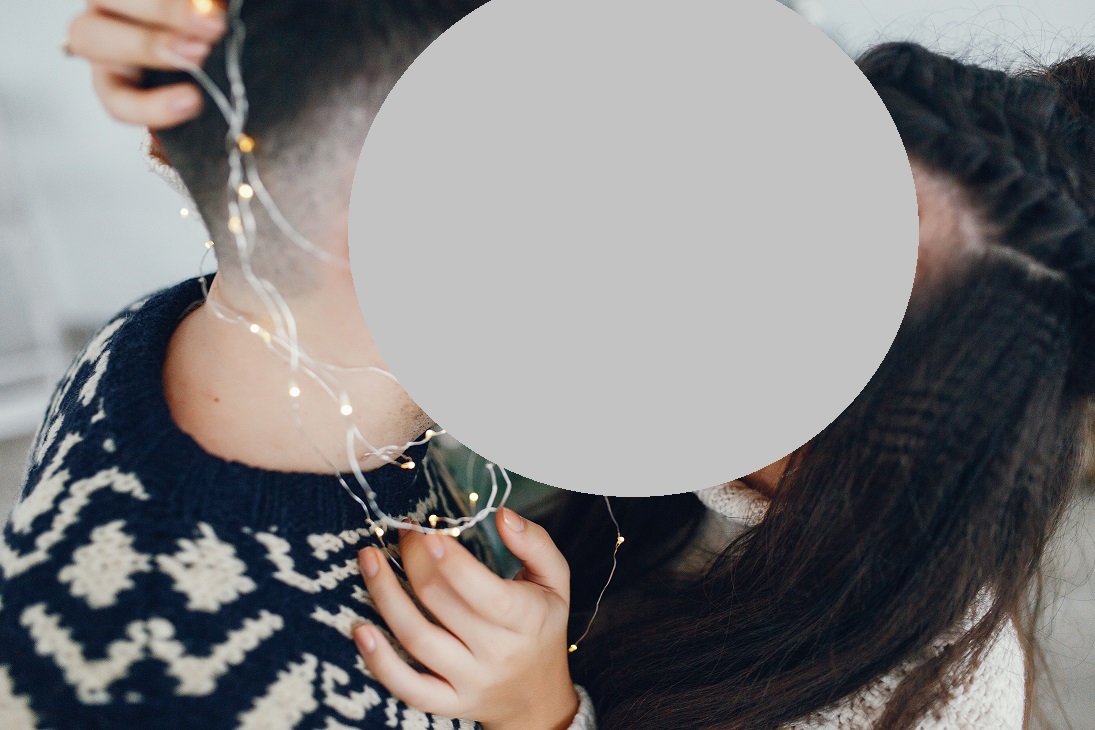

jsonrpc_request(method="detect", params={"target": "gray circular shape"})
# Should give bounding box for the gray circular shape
[349,0,918,497]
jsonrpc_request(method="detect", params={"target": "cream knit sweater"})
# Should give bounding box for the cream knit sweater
[565,481,1026,730]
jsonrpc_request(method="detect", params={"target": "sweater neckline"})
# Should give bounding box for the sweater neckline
[100,274,430,526]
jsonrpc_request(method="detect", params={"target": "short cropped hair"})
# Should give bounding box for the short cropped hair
[147,0,487,268]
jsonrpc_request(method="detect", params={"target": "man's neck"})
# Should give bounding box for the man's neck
[163,264,434,474]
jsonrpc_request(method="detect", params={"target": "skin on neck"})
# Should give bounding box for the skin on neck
[163,212,435,474]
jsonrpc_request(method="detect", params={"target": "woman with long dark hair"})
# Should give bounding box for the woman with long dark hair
[61,3,1094,727]
[540,43,1095,728]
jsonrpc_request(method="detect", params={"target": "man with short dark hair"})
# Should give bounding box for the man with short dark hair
[0,2,588,728]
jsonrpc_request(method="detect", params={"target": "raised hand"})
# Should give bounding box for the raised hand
[65,0,227,127]
[355,507,581,730]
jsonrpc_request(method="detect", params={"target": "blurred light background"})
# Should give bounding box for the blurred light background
[0,1,1092,727]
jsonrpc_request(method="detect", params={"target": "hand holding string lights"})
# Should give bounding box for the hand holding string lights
[165,0,622,652]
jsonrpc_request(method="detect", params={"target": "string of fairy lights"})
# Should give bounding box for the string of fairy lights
[166,0,622,653]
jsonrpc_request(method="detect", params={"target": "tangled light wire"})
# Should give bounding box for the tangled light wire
[169,0,623,652]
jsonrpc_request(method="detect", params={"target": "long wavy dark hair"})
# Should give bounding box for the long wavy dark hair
[539,42,1095,729]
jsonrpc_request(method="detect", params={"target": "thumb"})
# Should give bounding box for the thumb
[496,507,570,603]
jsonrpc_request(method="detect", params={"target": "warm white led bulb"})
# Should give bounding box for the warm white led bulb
[249,324,261,335]
[288,385,301,398]
[469,492,479,503]
[227,216,243,233]
[340,404,353,416]
[180,208,190,218]
[238,184,254,199]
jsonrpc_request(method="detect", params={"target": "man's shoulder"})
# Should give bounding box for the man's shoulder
[0,276,481,729]
[1,276,203,584]
[2,275,206,597]
[22,277,206,481]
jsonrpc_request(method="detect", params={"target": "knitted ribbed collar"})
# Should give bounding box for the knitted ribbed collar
[97,274,432,529]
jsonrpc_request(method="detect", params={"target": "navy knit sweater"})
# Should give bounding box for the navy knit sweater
[0,276,483,729]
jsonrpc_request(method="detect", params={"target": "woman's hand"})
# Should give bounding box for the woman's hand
[355,507,580,730]
[65,0,228,127]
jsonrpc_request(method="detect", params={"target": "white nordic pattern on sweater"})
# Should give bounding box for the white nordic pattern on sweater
[146,610,285,695]
[19,602,149,704]
[0,301,472,730]
[157,523,258,612]
[0,441,150,580]
[57,519,152,609]
[0,666,38,730]
[236,654,320,730]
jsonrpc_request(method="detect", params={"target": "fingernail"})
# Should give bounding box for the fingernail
[360,548,379,578]
[191,4,228,37]
[171,39,210,63]
[354,625,377,654]
[502,507,525,532]
[424,533,445,560]
[170,91,201,114]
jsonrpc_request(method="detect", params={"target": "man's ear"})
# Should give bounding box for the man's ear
[141,130,198,212]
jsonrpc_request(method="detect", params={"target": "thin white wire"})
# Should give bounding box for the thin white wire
[174,0,624,652]
[569,496,624,652]
[169,0,513,538]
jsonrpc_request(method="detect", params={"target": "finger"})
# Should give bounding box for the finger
[69,11,211,70]
[353,623,461,718]
[87,0,227,41]
[92,65,203,127]
[496,508,571,603]
[358,547,473,678]
[400,529,524,635]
